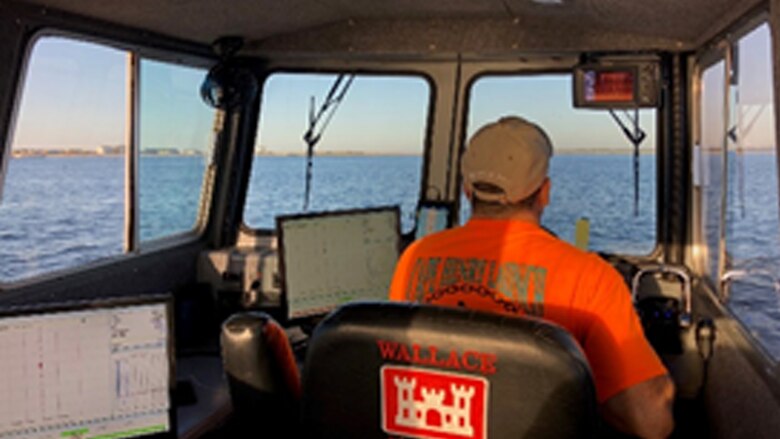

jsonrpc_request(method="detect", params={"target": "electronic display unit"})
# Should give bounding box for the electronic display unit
[573,61,660,108]
[277,206,401,321]
[0,296,174,439]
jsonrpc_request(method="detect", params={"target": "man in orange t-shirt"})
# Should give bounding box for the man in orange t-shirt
[389,116,674,439]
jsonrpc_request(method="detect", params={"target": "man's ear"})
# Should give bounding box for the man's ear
[463,184,473,201]
[539,178,551,207]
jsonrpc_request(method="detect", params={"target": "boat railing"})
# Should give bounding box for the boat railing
[632,264,693,327]
[720,267,780,303]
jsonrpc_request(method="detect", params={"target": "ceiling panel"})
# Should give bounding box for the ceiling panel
[12,0,766,53]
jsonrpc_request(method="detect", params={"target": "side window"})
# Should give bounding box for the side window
[0,37,127,281]
[139,60,214,241]
[466,75,657,254]
[243,73,429,232]
[0,36,214,283]
[698,59,727,281]
[721,24,780,360]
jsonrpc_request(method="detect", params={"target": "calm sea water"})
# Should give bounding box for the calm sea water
[0,156,206,282]
[1,153,779,358]
[720,153,780,359]
[245,154,658,255]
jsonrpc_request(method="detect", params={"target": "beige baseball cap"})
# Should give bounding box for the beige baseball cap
[462,116,553,204]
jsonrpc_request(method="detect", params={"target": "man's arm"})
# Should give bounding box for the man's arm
[577,260,676,438]
[601,374,675,439]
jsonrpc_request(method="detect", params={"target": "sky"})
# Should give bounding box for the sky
[701,23,775,150]
[10,24,776,154]
[468,75,656,151]
[13,38,126,149]
[13,37,214,152]
[257,74,430,153]
[258,72,656,154]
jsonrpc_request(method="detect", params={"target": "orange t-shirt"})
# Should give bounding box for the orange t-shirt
[389,218,667,402]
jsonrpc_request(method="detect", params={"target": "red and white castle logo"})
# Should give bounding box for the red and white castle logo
[381,365,488,439]
[395,377,476,436]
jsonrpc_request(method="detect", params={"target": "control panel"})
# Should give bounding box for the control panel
[198,247,281,308]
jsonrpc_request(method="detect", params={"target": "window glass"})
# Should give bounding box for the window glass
[243,73,429,232]
[699,60,727,280]
[465,75,657,254]
[139,59,214,241]
[721,23,780,360]
[0,37,126,281]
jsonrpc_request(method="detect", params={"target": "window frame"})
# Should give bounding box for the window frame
[135,55,219,246]
[692,13,772,289]
[692,14,780,365]
[0,28,217,286]
[238,68,436,237]
[692,52,729,286]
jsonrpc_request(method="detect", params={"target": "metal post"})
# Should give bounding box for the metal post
[717,43,732,287]
[124,52,140,252]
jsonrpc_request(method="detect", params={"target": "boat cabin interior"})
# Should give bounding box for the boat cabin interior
[1,0,780,437]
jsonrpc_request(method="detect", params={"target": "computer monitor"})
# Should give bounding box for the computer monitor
[277,206,401,320]
[0,296,174,439]
[572,61,660,109]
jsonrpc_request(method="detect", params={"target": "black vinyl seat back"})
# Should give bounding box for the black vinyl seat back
[301,302,598,439]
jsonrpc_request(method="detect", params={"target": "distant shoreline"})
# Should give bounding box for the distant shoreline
[11,153,206,159]
[10,147,776,159]
[10,147,205,159]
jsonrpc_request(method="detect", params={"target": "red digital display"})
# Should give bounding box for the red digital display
[584,69,635,103]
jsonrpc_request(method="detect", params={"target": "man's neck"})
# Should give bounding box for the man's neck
[470,210,541,224]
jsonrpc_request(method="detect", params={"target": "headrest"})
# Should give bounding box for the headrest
[221,312,300,434]
[300,302,597,439]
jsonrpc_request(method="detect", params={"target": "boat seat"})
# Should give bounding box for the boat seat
[300,302,598,438]
[220,312,301,435]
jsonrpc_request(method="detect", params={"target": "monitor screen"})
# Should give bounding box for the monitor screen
[277,207,401,320]
[583,69,635,104]
[0,298,173,439]
[572,61,660,109]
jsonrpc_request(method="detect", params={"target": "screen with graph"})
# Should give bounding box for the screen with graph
[278,207,401,320]
[0,298,173,439]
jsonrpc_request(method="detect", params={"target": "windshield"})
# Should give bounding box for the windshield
[465,74,657,255]
[243,73,430,233]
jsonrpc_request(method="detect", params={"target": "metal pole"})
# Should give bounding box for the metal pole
[717,43,732,288]
[124,52,140,252]
[633,109,640,216]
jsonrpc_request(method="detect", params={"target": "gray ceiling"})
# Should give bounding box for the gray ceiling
[13,0,767,55]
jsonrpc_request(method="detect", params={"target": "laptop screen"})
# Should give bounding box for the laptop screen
[277,207,401,320]
[0,297,174,439]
